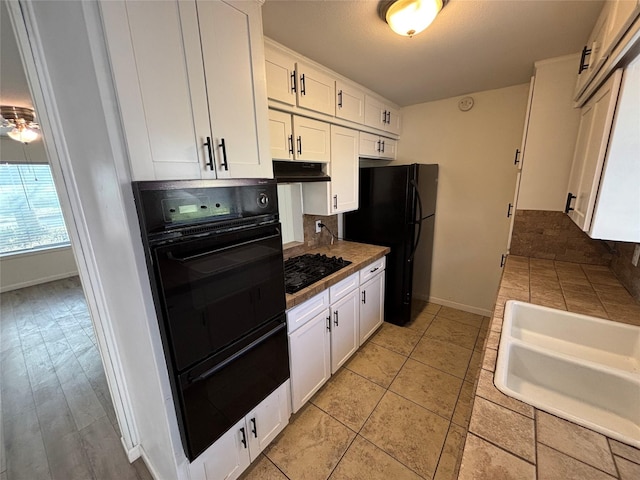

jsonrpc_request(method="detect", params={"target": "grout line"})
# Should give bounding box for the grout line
[467,432,536,467]
[539,441,620,478]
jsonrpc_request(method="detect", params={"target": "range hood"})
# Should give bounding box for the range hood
[273,161,331,183]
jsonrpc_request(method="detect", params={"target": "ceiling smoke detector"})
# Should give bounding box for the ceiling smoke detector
[1,106,40,144]
[379,0,447,38]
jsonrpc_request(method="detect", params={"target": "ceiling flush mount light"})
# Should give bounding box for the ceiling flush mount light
[379,0,446,38]
[1,106,40,144]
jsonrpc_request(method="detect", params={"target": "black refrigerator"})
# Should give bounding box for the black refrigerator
[344,164,438,326]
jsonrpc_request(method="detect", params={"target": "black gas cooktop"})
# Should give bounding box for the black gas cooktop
[284,253,352,294]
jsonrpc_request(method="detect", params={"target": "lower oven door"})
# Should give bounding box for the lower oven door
[177,316,289,461]
[152,222,286,371]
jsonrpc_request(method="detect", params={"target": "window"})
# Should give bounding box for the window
[0,163,70,255]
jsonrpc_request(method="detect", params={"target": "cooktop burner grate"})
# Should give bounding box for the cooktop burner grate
[284,253,352,294]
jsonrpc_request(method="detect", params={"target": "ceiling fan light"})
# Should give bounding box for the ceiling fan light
[7,125,39,144]
[385,0,443,37]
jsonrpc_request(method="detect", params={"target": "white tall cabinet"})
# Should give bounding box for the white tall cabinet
[100,0,272,181]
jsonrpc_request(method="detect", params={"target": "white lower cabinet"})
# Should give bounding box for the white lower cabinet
[287,259,387,413]
[359,257,386,344]
[189,380,290,480]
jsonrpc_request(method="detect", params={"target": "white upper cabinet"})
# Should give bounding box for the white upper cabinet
[268,111,330,162]
[566,70,623,234]
[364,95,401,135]
[264,47,297,106]
[335,81,365,124]
[359,132,397,160]
[602,0,640,58]
[296,61,336,116]
[268,109,294,161]
[101,0,272,181]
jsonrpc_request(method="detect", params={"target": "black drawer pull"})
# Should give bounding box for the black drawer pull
[240,427,247,448]
[204,137,215,171]
[565,192,576,213]
[218,138,228,171]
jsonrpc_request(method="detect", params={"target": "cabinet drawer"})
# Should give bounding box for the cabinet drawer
[360,257,386,284]
[329,272,359,303]
[287,291,330,334]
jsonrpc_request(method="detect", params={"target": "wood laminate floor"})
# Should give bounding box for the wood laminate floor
[0,277,152,480]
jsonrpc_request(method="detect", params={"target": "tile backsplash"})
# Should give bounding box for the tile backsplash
[283,214,338,260]
[510,209,640,302]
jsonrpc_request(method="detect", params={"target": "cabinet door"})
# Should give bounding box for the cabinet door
[364,95,386,130]
[603,0,640,58]
[359,132,381,158]
[296,61,336,116]
[575,3,612,99]
[335,81,365,124]
[246,381,290,459]
[197,0,272,179]
[269,110,293,160]
[264,44,297,106]
[101,1,212,181]
[330,290,359,374]
[384,105,402,135]
[379,138,397,160]
[330,126,359,214]
[359,273,385,345]
[567,70,623,230]
[292,116,331,162]
[190,418,251,480]
[288,310,331,413]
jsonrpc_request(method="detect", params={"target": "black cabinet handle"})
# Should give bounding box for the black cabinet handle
[579,45,591,74]
[338,90,343,108]
[334,310,339,326]
[291,70,297,93]
[382,110,387,124]
[288,135,294,155]
[300,73,306,95]
[514,148,520,165]
[386,111,391,124]
[370,267,379,273]
[218,138,228,171]
[500,254,506,268]
[326,316,331,331]
[296,136,302,155]
[250,418,257,438]
[565,192,576,213]
[376,140,381,152]
[333,195,338,210]
[240,427,247,448]
[362,290,366,304]
[507,203,513,218]
[204,137,215,171]
[381,140,385,153]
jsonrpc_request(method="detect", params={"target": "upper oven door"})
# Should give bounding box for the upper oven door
[153,222,286,372]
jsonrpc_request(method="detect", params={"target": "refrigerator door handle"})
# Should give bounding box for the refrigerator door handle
[408,179,424,262]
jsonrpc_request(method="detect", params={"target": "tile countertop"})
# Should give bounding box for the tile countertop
[284,240,390,310]
[458,255,640,480]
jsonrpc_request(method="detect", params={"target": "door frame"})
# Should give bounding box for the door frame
[6,0,139,455]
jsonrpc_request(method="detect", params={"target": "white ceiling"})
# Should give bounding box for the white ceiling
[262,0,605,106]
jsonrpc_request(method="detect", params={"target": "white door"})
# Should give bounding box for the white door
[288,310,331,412]
[246,381,290,458]
[384,105,402,135]
[359,132,381,159]
[379,137,397,160]
[197,0,272,179]
[330,290,359,374]
[292,116,331,162]
[330,126,359,214]
[192,418,250,480]
[364,95,386,130]
[296,61,335,115]
[269,110,293,160]
[335,81,365,124]
[575,3,612,98]
[264,44,297,106]
[359,273,385,345]
[567,70,623,230]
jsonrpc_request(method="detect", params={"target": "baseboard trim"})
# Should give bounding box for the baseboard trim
[123,438,141,463]
[0,271,78,293]
[416,294,493,317]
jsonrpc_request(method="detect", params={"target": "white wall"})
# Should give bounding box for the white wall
[398,84,529,314]
[517,54,582,210]
[0,247,77,292]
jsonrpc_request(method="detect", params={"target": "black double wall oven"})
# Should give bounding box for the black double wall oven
[133,179,289,461]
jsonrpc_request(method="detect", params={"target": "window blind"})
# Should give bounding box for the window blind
[0,163,70,255]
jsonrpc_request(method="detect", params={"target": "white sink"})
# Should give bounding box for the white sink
[495,300,640,447]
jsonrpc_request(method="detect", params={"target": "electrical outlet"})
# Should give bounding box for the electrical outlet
[315,220,322,234]
[632,245,640,267]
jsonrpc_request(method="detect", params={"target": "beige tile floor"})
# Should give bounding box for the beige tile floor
[240,301,490,480]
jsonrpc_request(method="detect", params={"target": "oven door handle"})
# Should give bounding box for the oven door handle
[167,230,281,263]
[187,321,286,385]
